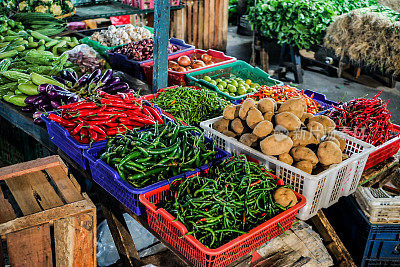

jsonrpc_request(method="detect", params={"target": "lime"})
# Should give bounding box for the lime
[203,76,212,82]
[250,83,258,89]
[230,80,238,87]
[227,85,237,93]
[209,80,217,86]
[217,84,224,91]
[218,81,227,88]
[244,84,250,89]
[238,86,247,95]
[215,78,223,83]
[245,79,252,85]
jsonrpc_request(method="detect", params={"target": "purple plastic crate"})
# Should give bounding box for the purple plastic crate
[83,136,230,215]
[41,103,171,170]
[107,38,195,81]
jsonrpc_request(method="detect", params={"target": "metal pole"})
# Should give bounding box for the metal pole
[152,0,170,92]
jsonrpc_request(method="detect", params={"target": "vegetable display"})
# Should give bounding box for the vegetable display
[3,0,75,16]
[68,50,107,74]
[48,92,161,143]
[100,122,217,188]
[244,85,322,114]
[169,54,214,72]
[325,89,392,146]
[90,25,153,47]
[148,86,230,126]
[0,16,24,36]
[162,155,296,249]
[111,38,180,61]
[14,13,67,36]
[53,69,131,98]
[213,97,348,174]
[201,76,260,97]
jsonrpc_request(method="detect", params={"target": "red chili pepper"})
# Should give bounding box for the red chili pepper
[144,106,163,124]
[48,113,75,127]
[71,122,84,135]
[88,124,107,137]
[69,102,98,111]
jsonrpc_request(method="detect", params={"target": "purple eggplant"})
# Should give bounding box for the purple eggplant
[100,69,113,84]
[33,117,44,125]
[51,76,70,86]
[105,76,120,86]
[33,111,43,120]
[75,74,90,88]
[88,69,101,84]
[38,84,51,93]
[47,89,75,101]
[38,103,52,111]
[21,105,35,112]
[100,82,129,94]
[33,95,48,107]
[25,95,42,104]
[50,100,61,109]
[67,95,80,104]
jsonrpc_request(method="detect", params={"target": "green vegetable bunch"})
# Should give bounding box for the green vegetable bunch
[0,16,24,35]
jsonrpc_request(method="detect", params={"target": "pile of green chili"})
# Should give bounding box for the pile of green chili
[149,86,230,126]
[163,155,290,249]
[100,122,217,188]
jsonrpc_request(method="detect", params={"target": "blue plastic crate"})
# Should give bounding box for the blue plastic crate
[41,104,170,170]
[83,136,230,215]
[325,196,400,266]
[107,38,195,81]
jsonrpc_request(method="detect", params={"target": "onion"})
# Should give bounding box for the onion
[201,54,212,63]
[205,60,214,65]
[176,66,186,72]
[177,56,191,67]
[191,60,206,69]
[168,60,179,69]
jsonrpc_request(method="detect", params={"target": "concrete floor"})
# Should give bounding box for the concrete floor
[225,26,400,124]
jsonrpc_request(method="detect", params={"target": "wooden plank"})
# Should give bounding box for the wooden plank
[187,1,193,45]
[360,156,399,186]
[0,197,95,238]
[6,171,64,215]
[192,0,198,47]
[45,166,83,204]
[54,213,96,267]
[7,223,52,267]
[208,0,215,48]
[213,0,220,48]
[182,0,187,43]
[198,0,204,49]
[221,0,229,50]
[0,240,4,267]
[310,211,357,266]
[0,187,16,224]
[0,155,61,181]
[203,0,209,49]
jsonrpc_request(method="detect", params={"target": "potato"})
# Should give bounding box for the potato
[260,134,293,156]
[308,115,336,134]
[317,141,342,166]
[222,130,237,138]
[275,112,302,131]
[231,118,245,135]
[246,108,264,129]
[290,146,319,166]
[307,121,325,140]
[253,120,273,138]
[294,161,313,174]
[257,98,275,113]
[239,98,256,119]
[212,118,229,132]
[239,133,258,147]
[263,111,274,121]
[278,97,307,118]
[332,134,346,152]
[279,153,293,165]
[274,188,297,207]
[324,136,340,148]
[301,112,313,123]
[289,130,318,146]
[223,105,240,120]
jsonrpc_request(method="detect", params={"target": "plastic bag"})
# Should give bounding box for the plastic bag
[114,71,153,96]
[68,44,107,73]
[97,213,166,267]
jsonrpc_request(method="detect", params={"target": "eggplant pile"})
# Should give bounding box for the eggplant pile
[110,38,180,61]
[52,69,131,98]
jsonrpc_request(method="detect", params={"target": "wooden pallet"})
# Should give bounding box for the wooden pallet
[0,155,96,266]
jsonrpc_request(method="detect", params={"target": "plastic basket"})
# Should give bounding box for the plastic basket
[80,25,154,58]
[364,123,400,170]
[139,171,306,267]
[141,49,237,86]
[354,187,400,224]
[325,196,400,266]
[200,116,376,220]
[302,89,338,111]
[186,60,283,101]
[107,38,195,81]
[83,136,230,215]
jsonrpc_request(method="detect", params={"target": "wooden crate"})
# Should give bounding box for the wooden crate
[0,156,96,266]
[170,0,229,51]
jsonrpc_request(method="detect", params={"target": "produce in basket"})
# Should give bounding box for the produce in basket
[67,44,107,73]
[162,155,296,249]
[324,89,394,146]
[90,25,153,47]
[202,75,260,97]
[110,38,180,61]
[100,122,217,188]
[214,97,348,174]
[244,85,322,114]
[46,92,162,143]
[148,86,230,126]
[168,53,215,72]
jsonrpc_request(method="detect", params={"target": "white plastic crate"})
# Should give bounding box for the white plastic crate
[200,116,375,220]
[354,187,400,224]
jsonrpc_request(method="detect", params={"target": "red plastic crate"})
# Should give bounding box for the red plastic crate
[364,123,400,170]
[122,0,180,9]
[139,172,306,267]
[141,49,237,86]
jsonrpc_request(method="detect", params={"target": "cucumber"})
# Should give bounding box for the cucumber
[27,42,38,48]
[2,71,30,81]
[18,83,39,96]
[45,40,59,48]
[37,45,45,51]
[38,39,46,46]
[30,31,53,42]
[30,72,64,87]
[0,50,18,59]
[8,95,27,107]
[14,89,23,95]
[14,45,25,52]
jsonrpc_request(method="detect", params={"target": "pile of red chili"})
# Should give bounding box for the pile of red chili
[325,89,392,146]
[244,85,321,114]
[47,92,163,144]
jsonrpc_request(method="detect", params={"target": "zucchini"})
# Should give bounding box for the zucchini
[14,89,23,95]
[52,40,67,56]
[0,50,18,59]
[0,59,11,72]
[37,45,45,51]
[0,82,17,96]
[1,71,30,81]
[27,42,38,48]
[30,31,53,42]
[7,95,28,107]
[30,72,64,87]
[14,45,25,52]
[45,39,59,48]
[4,36,19,42]
[18,83,39,95]
[38,39,46,46]
[25,50,57,65]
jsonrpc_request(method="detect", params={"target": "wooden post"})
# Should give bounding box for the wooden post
[152,0,171,92]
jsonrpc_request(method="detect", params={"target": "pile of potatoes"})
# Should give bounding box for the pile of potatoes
[213,97,349,174]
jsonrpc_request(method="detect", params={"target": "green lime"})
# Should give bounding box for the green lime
[250,83,258,89]
[215,78,223,83]
[245,79,252,85]
[218,81,227,88]
[209,80,217,86]
[230,80,238,87]
[244,84,250,89]
[238,86,247,95]
[203,76,212,82]
[227,85,237,93]
[217,84,224,91]
[253,83,260,88]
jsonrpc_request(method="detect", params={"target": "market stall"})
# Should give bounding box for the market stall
[0,1,399,266]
